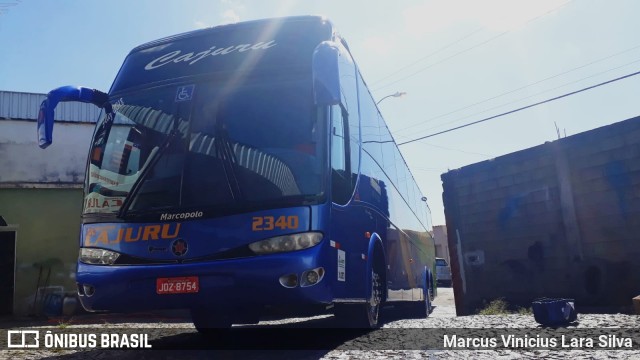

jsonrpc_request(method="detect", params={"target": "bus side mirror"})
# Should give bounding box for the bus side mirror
[37,86,110,148]
[312,41,340,106]
[37,99,55,149]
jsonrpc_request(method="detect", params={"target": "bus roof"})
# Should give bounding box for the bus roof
[110,16,334,93]
[130,16,332,53]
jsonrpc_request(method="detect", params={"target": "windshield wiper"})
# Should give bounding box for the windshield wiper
[214,118,243,201]
[117,126,180,219]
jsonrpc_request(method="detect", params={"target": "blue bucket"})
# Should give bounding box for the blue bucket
[532,298,577,326]
[43,293,63,317]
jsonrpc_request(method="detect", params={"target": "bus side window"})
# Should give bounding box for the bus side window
[331,105,352,204]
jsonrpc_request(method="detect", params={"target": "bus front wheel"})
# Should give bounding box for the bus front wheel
[334,267,383,328]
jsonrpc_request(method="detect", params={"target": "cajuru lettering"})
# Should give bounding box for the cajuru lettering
[84,223,181,246]
[144,41,277,70]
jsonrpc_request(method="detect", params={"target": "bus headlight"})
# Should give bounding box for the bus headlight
[248,232,323,254]
[79,248,120,265]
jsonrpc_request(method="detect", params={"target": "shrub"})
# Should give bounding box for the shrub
[478,298,533,315]
[478,298,510,315]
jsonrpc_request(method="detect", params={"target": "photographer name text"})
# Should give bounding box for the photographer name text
[444,334,633,349]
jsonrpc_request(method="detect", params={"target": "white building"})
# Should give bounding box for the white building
[432,224,450,263]
[0,90,99,316]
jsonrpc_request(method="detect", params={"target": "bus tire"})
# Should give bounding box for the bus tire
[191,308,233,334]
[425,285,433,316]
[407,277,432,318]
[334,267,383,328]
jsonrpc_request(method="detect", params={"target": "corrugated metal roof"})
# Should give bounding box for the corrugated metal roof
[0,91,101,123]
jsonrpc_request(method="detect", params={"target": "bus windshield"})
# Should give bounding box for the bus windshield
[83,79,326,217]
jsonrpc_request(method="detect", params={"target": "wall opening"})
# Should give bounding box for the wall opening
[0,228,16,315]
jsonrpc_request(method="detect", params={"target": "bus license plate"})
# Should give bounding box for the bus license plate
[156,276,199,294]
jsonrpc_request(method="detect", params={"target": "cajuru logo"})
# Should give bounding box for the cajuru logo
[171,239,189,257]
[84,223,181,246]
[144,40,277,70]
[160,211,204,221]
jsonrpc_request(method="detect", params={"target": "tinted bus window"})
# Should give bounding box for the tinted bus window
[331,105,352,204]
[379,116,398,185]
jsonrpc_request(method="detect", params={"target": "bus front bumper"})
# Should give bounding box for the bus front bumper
[76,247,332,313]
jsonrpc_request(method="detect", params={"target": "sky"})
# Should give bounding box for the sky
[2,0,640,225]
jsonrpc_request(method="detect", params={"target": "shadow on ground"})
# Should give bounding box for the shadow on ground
[13,304,442,359]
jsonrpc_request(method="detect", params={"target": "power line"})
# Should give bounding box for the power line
[373,0,572,92]
[412,167,451,172]
[397,69,640,146]
[395,56,640,141]
[392,43,640,137]
[373,31,510,92]
[418,142,492,157]
[370,27,484,86]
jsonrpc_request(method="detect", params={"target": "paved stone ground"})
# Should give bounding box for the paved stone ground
[1,287,638,359]
[430,286,457,318]
[322,287,640,359]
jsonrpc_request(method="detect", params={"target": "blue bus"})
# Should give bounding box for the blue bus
[37,16,436,329]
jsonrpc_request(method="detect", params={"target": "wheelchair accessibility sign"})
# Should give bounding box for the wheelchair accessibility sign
[175,85,195,102]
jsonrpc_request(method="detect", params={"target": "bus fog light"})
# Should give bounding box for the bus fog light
[300,267,325,287]
[83,285,95,297]
[306,271,318,284]
[279,273,298,288]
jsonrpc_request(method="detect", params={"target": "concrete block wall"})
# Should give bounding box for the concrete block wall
[442,115,640,314]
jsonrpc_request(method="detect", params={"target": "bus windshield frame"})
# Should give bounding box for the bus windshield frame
[83,76,328,220]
